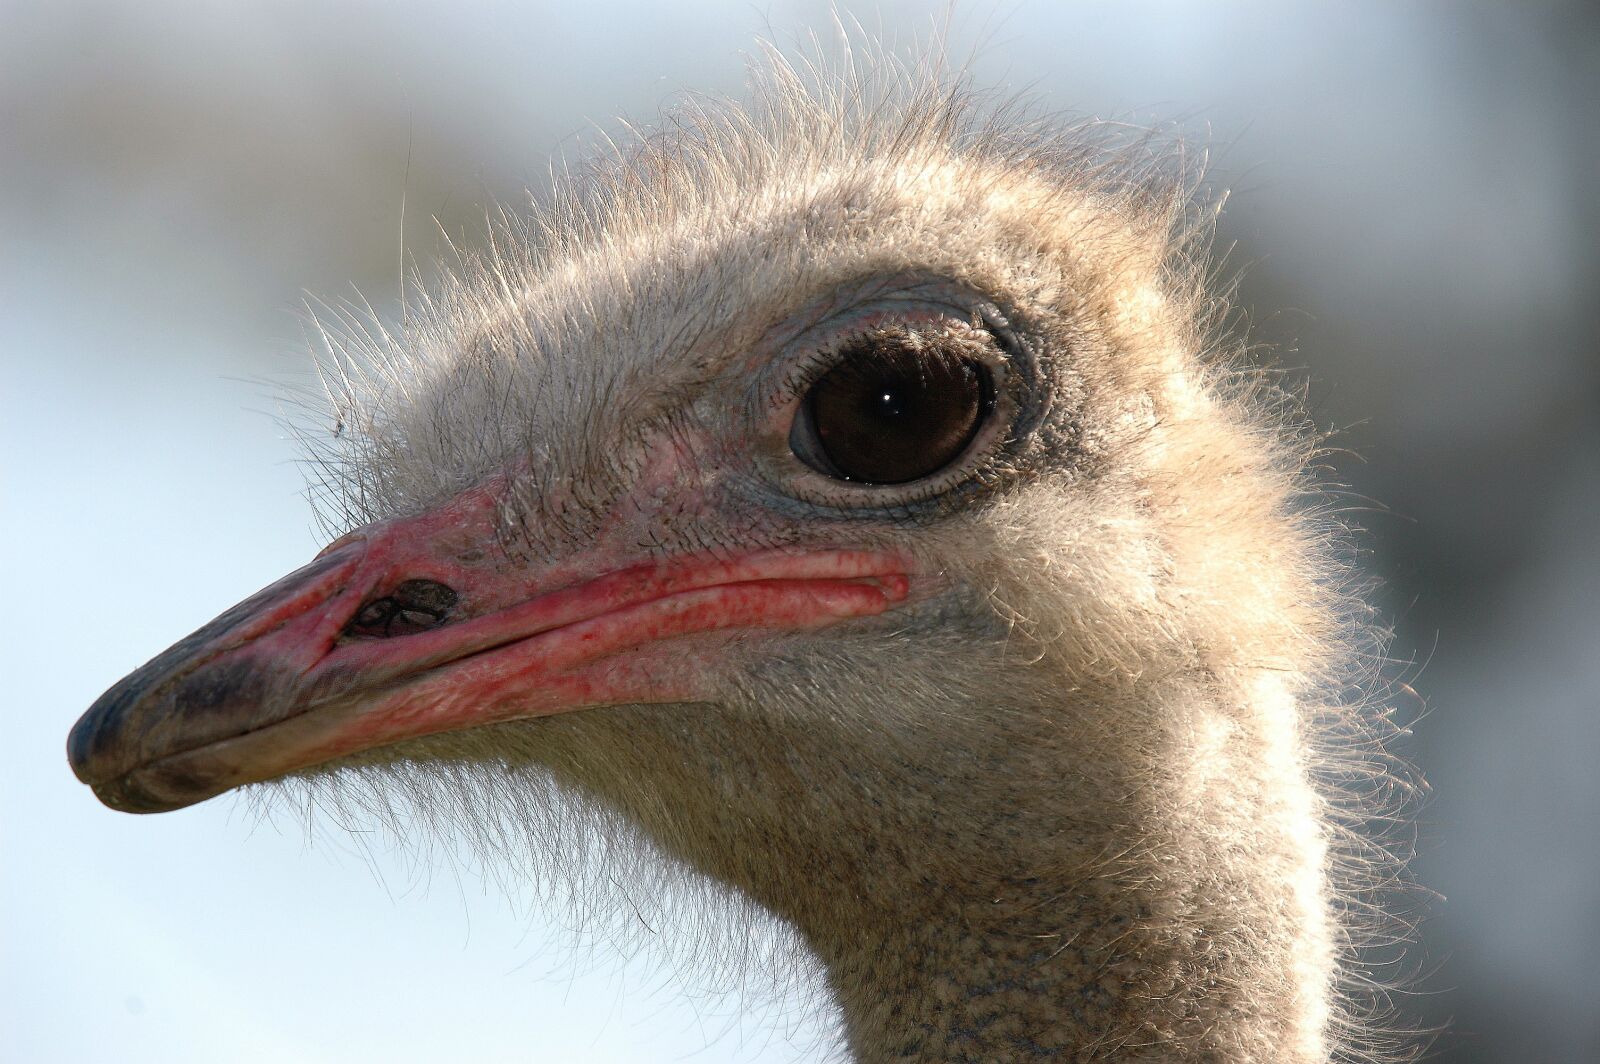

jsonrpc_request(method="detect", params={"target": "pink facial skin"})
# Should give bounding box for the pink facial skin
[66,473,912,814]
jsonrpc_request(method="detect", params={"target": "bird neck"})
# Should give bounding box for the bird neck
[760,681,1336,1064]
[796,805,1332,1064]
[806,881,1136,1062]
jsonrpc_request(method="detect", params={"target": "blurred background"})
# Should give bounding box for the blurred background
[3,2,1596,1061]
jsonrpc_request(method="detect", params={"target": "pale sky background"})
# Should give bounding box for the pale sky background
[4,2,1597,1061]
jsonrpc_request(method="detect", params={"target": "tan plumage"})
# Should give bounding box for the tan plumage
[75,44,1412,1063]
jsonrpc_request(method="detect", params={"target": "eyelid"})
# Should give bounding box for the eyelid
[769,307,1011,415]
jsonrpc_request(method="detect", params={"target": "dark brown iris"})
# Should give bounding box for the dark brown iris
[791,335,993,485]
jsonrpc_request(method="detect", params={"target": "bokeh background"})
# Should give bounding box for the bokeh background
[4,2,1596,1061]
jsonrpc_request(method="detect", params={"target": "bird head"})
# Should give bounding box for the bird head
[67,63,1333,947]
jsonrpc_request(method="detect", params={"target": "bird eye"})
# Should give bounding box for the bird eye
[788,334,995,485]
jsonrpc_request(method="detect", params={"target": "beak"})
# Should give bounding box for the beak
[67,486,910,813]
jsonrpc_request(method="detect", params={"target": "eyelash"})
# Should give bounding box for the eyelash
[769,311,1009,413]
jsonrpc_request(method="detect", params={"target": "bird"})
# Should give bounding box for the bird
[66,47,1405,1063]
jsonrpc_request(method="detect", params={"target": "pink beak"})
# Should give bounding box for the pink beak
[68,485,910,813]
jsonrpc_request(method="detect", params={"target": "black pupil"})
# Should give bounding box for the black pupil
[796,340,991,485]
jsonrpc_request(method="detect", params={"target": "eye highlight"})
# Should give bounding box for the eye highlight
[788,330,996,485]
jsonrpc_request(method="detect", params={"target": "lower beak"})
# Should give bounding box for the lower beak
[67,489,910,813]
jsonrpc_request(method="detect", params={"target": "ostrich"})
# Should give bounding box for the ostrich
[67,52,1401,1063]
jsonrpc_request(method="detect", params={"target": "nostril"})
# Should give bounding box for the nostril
[347,579,458,639]
[388,608,443,636]
[353,598,392,626]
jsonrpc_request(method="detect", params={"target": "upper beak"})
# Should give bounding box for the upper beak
[67,486,910,813]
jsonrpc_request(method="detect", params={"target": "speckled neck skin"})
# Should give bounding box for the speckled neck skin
[808,838,1318,1064]
[803,732,1328,1063]
[817,891,1147,1062]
